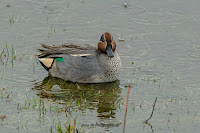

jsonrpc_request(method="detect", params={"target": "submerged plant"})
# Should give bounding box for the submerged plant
[57,121,62,133]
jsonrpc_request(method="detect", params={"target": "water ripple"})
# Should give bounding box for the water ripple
[186,46,200,59]
[129,9,187,25]
[106,5,145,15]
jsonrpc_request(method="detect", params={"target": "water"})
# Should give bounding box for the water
[1,0,200,132]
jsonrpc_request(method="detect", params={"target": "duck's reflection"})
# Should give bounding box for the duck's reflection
[34,76,122,119]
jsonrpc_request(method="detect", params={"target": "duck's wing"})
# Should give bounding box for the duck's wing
[37,43,96,58]
[37,43,97,71]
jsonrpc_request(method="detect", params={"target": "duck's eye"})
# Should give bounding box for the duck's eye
[100,34,104,42]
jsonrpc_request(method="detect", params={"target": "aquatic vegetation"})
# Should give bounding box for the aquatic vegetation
[57,121,62,133]
[9,14,15,25]
[11,44,16,64]
[0,43,17,65]
[48,26,56,37]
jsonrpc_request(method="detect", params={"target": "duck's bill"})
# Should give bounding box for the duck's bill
[106,45,114,58]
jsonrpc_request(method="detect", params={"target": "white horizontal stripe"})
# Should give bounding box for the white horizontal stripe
[70,54,92,56]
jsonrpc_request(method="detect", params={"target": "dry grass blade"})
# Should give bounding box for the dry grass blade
[17,103,20,113]
[71,116,77,133]
[144,97,158,123]
[50,125,52,133]
[123,83,130,133]
[0,48,5,58]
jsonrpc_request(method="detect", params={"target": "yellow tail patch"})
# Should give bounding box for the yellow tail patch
[39,58,54,68]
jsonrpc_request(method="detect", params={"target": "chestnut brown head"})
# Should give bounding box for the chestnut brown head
[97,32,116,58]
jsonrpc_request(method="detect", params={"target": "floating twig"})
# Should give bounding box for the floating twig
[123,83,130,133]
[144,97,158,123]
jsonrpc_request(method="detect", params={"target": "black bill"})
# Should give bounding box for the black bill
[106,45,114,58]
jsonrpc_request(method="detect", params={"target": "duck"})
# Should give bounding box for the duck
[37,32,121,83]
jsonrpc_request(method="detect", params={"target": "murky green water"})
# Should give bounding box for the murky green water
[1,0,200,132]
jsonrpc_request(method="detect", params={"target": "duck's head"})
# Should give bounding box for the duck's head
[97,32,116,58]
